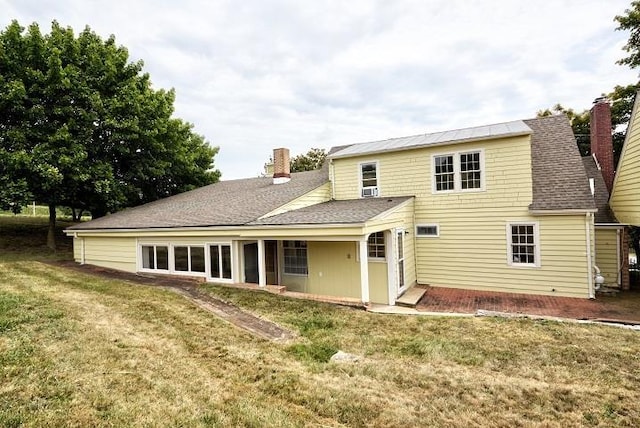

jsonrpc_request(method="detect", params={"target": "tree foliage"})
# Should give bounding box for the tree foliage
[616,1,640,69]
[290,148,327,172]
[536,83,639,165]
[0,20,220,248]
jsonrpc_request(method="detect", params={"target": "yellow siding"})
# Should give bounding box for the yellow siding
[595,228,619,287]
[415,213,591,298]
[331,136,598,297]
[306,241,361,299]
[83,236,137,273]
[73,237,83,262]
[611,95,640,226]
[332,135,533,209]
[261,183,331,218]
[368,262,389,304]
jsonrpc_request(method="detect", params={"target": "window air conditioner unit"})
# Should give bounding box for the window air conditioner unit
[361,187,378,198]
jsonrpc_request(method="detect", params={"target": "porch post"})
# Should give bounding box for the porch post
[257,238,266,287]
[359,238,370,304]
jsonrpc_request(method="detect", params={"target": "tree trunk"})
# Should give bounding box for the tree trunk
[71,207,83,222]
[47,203,57,251]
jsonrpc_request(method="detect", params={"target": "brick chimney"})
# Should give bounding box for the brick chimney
[590,97,614,193]
[272,148,291,184]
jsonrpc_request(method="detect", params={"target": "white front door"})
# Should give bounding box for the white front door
[396,229,406,295]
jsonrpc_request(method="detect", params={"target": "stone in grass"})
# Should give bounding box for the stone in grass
[330,350,361,363]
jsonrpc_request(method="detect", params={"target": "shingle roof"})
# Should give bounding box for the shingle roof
[250,197,413,225]
[68,169,329,230]
[582,156,618,223]
[524,116,596,212]
[329,120,532,159]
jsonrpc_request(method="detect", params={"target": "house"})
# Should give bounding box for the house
[65,97,640,305]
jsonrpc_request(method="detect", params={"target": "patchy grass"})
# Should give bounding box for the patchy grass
[1,217,640,426]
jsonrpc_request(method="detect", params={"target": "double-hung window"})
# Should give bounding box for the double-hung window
[360,161,379,197]
[367,231,386,259]
[507,222,539,267]
[283,240,308,275]
[433,150,484,192]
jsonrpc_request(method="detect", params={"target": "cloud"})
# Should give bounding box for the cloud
[2,0,638,179]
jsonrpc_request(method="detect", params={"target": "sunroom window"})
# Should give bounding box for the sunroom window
[141,245,169,270]
[174,245,205,273]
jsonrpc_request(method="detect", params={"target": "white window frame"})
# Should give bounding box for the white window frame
[359,160,380,198]
[416,224,440,238]
[139,243,170,272]
[367,231,386,261]
[207,242,234,283]
[283,240,308,276]
[171,244,207,276]
[506,222,541,268]
[432,149,485,194]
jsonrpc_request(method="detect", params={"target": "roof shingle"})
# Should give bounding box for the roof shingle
[250,197,413,225]
[68,169,329,230]
[525,116,596,212]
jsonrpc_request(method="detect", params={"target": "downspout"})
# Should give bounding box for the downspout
[585,213,594,299]
[616,228,622,287]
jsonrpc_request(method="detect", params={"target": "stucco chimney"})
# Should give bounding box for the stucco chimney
[272,148,291,184]
[590,97,614,193]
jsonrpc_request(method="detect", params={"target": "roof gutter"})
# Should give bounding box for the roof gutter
[529,208,598,216]
[64,222,367,235]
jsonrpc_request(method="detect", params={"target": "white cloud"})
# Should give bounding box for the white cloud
[2,0,638,178]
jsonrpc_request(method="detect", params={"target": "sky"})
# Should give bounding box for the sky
[3,0,639,179]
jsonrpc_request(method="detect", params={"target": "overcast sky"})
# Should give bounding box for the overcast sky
[3,0,639,179]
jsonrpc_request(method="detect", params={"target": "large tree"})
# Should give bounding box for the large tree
[0,21,220,249]
[290,148,327,172]
[537,83,639,165]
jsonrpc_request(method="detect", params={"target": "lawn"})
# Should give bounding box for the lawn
[1,218,639,427]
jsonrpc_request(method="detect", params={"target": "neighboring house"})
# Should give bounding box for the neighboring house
[65,97,640,305]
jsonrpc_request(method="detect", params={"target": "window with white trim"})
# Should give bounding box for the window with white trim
[434,155,454,191]
[141,245,169,270]
[433,150,484,192]
[367,231,385,259]
[416,224,439,237]
[283,240,308,275]
[360,161,379,197]
[507,223,539,266]
[174,245,205,273]
[210,244,232,280]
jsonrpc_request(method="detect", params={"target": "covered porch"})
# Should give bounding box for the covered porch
[230,196,416,305]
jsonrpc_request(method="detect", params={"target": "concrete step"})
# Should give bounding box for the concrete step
[396,287,427,307]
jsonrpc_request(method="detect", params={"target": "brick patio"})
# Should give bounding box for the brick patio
[416,286,640,322]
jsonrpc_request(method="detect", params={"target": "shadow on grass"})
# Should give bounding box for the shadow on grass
[0,216,74,262]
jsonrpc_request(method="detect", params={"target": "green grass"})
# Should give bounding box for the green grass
[1,217,640,426]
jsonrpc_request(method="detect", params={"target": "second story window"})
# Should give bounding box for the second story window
[360,161,379,197]
[434,155,455,191]
[433,150,484,193]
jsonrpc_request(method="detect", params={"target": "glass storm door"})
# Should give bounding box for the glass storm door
[396,230,406,294]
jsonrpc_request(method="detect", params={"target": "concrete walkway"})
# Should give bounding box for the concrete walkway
[48,261,296,342]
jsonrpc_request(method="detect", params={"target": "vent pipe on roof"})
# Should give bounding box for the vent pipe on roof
[273,148,291,184]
